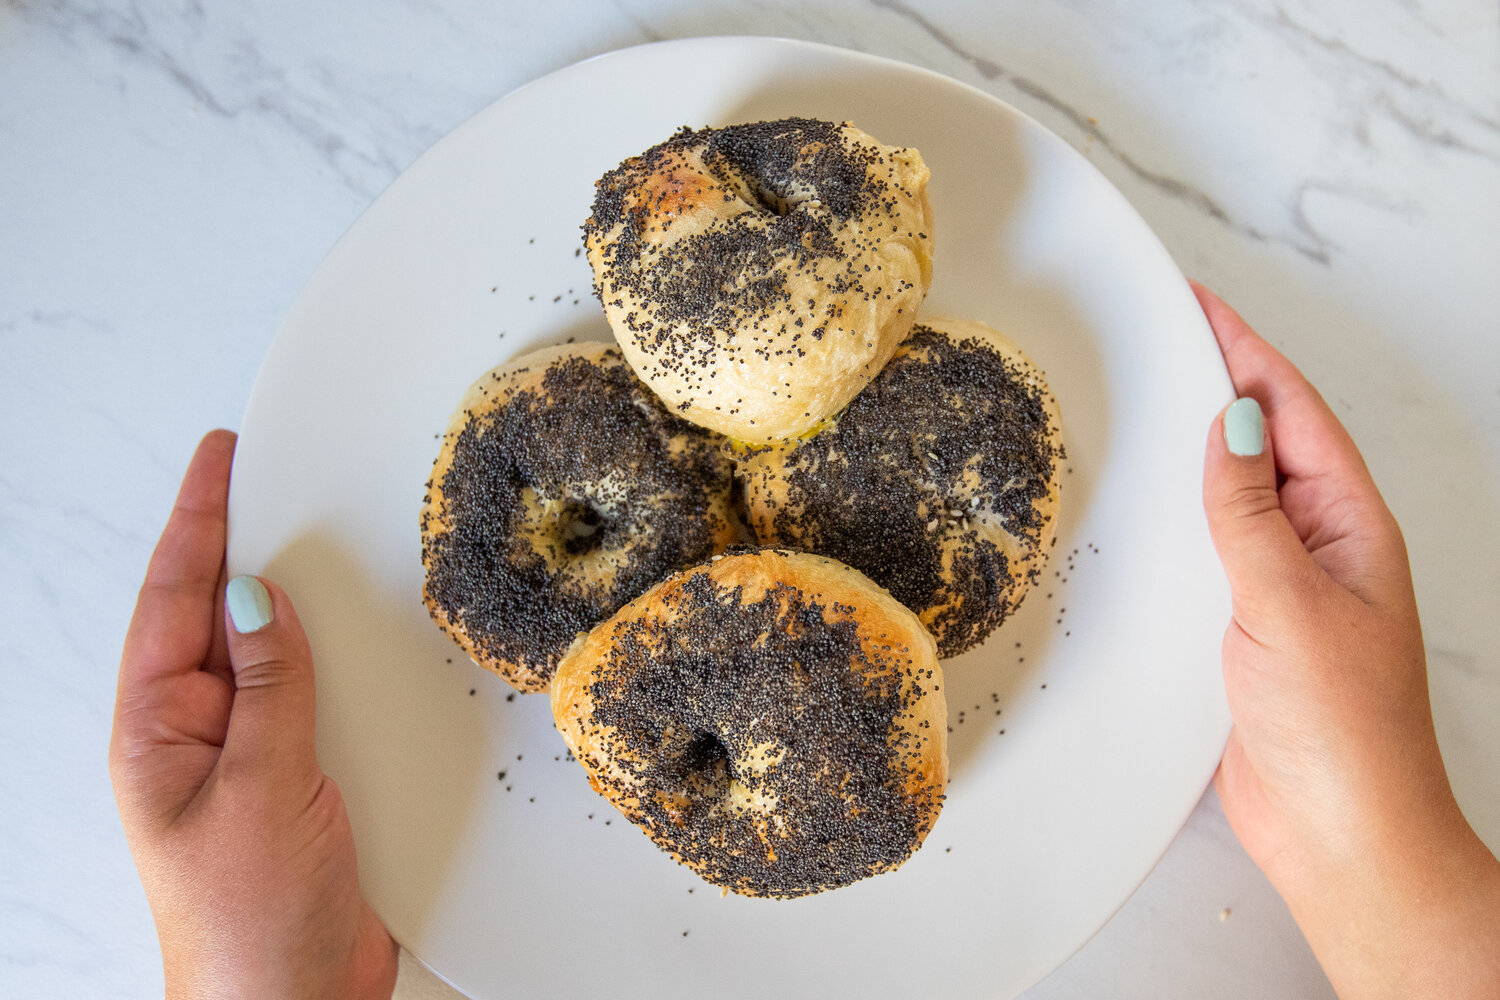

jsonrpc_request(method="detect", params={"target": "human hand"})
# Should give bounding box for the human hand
[1196,283,1500,998]
[109,430,396,999]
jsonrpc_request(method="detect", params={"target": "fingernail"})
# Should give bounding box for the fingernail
[226,576,274,633]
[1224,397,1264,457]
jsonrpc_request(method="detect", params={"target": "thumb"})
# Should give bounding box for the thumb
[221,575,318,779]
[1203,398,1327,641]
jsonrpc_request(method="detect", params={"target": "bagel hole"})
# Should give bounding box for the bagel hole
[682,730,732,779]
[744,178,792,217]
[561,500,607,555]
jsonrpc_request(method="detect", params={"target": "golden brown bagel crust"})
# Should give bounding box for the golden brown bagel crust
[421,342,739,693]
[584,118,933,444]
[552,549,947,898]
[738,317,1064,658]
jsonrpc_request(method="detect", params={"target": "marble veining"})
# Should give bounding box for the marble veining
[13,0,427,197]
[2,2,1495,998]
[873,0,1310,255]
[1246,2,1499,138]
[875,0,1498,265]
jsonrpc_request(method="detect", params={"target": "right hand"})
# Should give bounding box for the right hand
[1195,282,1500,998]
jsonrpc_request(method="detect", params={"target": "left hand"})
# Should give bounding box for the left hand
[109,430,396,1000]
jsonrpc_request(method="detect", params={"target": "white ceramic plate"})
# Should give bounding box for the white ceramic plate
[228,37,1232,1000]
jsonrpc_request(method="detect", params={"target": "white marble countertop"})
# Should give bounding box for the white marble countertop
[3,1,1496,996]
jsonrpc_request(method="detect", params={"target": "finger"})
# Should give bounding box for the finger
[119,430,237,697]
[1204,399,1329,640]
[220,575,318,781]
[1190,282,1374,491]
[203,564,234,684]
[1191,282,1409,608]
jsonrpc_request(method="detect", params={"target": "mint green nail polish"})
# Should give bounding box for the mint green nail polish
[226,576,273,633]
[1224,397,1265,457]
